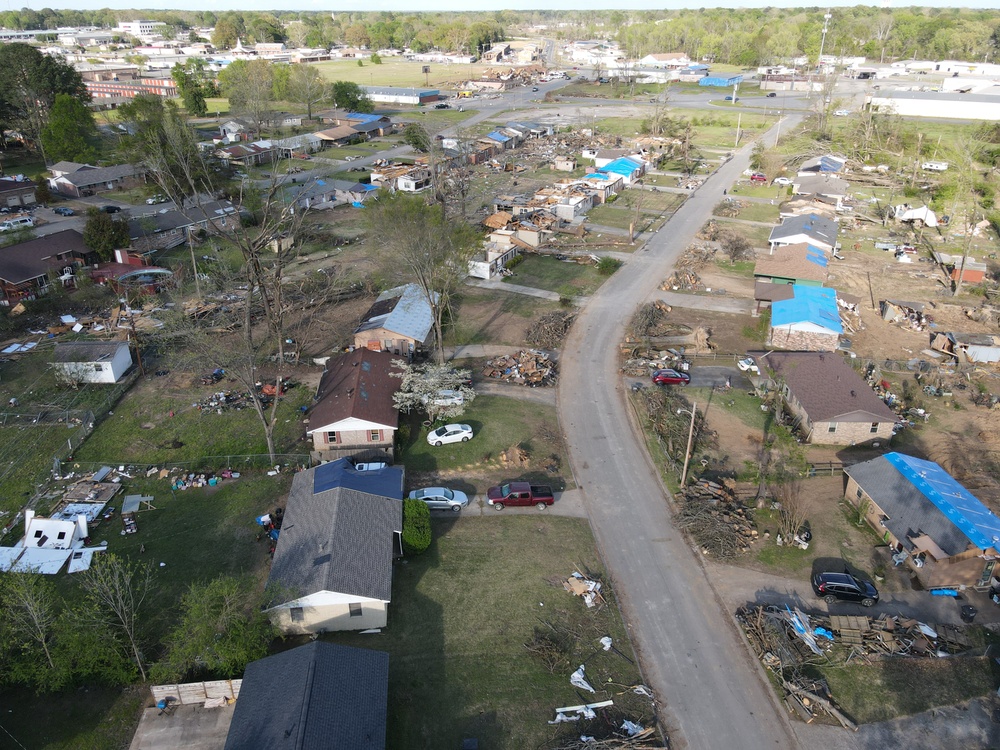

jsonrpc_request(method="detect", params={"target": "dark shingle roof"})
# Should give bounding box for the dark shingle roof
[224,641,388,750]
[60,163,142,187]
[0,178,35,195]
[308,349,401,433]
[753,243,829,284]
[0,229,89,284]
[751,351,897,423]
[53,341,128,363]
[268,463,402,602]
[769,213,838,247]
[127,200,238,239]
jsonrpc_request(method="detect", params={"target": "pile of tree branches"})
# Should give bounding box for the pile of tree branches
[526,310,576,349]
[674,498,755,558]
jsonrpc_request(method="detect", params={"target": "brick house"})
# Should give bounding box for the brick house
[48,163,145,198]
[845,453,1000,589]
[748,351,897,445]
[0,177,37,208]
[306,349,401,462]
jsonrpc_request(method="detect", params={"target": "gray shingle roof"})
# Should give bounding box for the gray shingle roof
[224,641,388,750]
[354,283,437,343]
[127,200,238,238]
[0,229,89,284]
[268,464,402,602]
[769,213,839,247]
[60,163,143,187]
[53,341,129,363]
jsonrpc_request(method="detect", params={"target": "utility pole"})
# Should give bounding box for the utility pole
[818,11,832,72]
[679,403,697,487]
[188,229,201,299]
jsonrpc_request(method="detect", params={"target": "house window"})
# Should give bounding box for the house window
[290,607,304,623]
[856,487,863,500]
[870,422,879,434]
[33,530,42,538]
[57,531,66,540]
[370,430,381,442]
[349,603,363,617]
[326,431,339,444]
[93,364,103,372]
[827,424,837,433]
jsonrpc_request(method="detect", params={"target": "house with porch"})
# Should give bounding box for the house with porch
[845,453,1000,589]
[0,229,89,306]
[265,459,403,634]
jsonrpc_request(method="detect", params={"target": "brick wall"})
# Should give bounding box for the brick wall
[769,327,839,351]
[810,419,894,445]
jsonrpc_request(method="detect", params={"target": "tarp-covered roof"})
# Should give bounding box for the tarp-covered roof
[771,285,843,333]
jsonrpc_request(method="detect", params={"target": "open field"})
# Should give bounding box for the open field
[503,255,606,296]
[312,59,492,89]
[324,515,650,749]
[447,288,563,347]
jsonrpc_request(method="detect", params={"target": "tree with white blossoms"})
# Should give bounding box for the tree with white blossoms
[391,360,476,423]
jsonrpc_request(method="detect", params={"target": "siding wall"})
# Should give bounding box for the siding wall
[810,419,894,445]
[269,600,388,634]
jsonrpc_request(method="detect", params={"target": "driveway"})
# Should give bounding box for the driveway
[557,115,804,750]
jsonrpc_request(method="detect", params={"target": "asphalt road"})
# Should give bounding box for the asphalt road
[558,115,803,750]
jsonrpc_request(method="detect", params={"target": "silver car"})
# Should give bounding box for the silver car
[426,423,474,446]
[408,487,470,512]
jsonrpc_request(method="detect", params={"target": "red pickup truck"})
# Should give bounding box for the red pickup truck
[486,481,555,510]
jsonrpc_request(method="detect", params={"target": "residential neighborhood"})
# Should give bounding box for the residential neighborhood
[2,6,1000,750]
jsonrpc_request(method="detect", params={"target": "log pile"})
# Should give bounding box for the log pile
[482,349,556,386]
[661,269,704,291]
[526,311,576,349]
[675,483,757,558]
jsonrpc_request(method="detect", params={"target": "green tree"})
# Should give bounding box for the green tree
[401,498,431,554]
[34,180,52,205]
[330,80,373,113]
[171,62,209,117]
[370,52,383,64]
[287,65,329,120]
[212,15,243,49]
[270,63,291,101]
[40,94,98,163]
[82,209,130,261]
[0,573,63,684]
[218,58,274,133]
[152,575,275,682]
[0,43,88,163]
[402,122,431,152]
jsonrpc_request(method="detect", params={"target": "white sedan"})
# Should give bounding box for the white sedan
[409,487,470,512]
[427,423,474,446]
[772,177,793,186]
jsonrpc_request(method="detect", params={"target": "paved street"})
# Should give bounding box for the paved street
[557,115,803,750]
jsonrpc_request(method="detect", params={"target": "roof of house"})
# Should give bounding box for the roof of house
[223,641,388,750]
[315,125,358,141]
[53,340,129,363]
[345,112,389,124]
[58,163,142,187]
[351,121,384,134]
[750,350,896,423]
[308,349,401,433]
[845,452,1000,556]
[794,174,850,196]
[487,130,511,143]
[769,213,839,247]
[217,141,275,159]
[354,283,436,343]
[771,285,843,333]
[272,133,323,149]
[48,161,87,175]
[799,154,847,173]
[754,243,829,283]
[754,280,797,303]
[0,229,89,284]
[127,200,238,238]
[0,178,35,194]
[646,52,689,61]
[268,460,402,602]
[600,157,644,177]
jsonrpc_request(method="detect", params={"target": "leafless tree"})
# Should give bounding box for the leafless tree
[771,480,807,543]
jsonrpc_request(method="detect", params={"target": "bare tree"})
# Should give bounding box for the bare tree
[287,65,330,121]
[0,572,59,670]
[391,360,476,422]
[78,554,155,681]
[771,480,807,543]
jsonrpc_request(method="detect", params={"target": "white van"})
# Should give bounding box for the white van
[0,217,35,231]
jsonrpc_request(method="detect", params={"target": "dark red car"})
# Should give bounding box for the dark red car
[651,368,690,386]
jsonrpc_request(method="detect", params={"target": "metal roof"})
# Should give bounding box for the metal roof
[487,131,511,143]
[224,642,388,750]
[354,283,436,343]
[770,285,843,333]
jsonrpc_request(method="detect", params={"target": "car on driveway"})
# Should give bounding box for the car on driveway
[409,486,469,512]
[651,368,690,386]
[749,173,767,183]
[772,177,793,186]
[100,205,122,214]
[52,206,75,216]
[427,423,474,446]
[736,357,759,374]
[812,570,879,607]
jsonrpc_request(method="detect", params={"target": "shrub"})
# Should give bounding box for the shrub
[505,255,524,269]
[401,498,431,555]
[596,257,622,276]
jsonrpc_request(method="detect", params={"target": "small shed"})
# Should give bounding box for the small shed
[53,341,132,384]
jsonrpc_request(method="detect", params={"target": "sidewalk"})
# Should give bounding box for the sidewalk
[466,277,563,301]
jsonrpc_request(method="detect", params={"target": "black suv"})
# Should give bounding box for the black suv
[812,571,879,607]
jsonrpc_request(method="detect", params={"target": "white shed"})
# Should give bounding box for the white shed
[53,341,132,384]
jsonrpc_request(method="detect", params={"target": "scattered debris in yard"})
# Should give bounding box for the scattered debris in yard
[482,349,557,385]
[526,311,576,349]
[563,571,606,609]
[662,269,704,292]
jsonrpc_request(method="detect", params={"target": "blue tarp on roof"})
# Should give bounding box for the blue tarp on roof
[600,157,643,177]
[886,452,1000,551]
[345,112,384,124]
[770,285,842,333]
[819,155,847,173]
[313,458,404,500]
[699,75,743,87]
[805,244,828,268]
[487,131,511,143]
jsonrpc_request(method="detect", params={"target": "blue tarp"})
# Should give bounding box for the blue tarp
[886,452,1000,552]
[770,285,842,333]
[699,75,743,87]
[600,157,643,177]
[487,131,511,143]
[805,245,828,269]
[313,458,404,500]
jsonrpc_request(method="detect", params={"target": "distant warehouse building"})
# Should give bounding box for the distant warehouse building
[869,89,1000,120]
[362,86,439,105]
[85,77,178,103]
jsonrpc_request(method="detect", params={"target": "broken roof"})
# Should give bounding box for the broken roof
[751,350,897,423]
[308,349,401,433]
[354,283,436,343]
[769,213,838,247]
[793,174,850,196]
[224,641,388,750]
[771,285,843,333]
[754,243,829,283]
[127,200,238,238]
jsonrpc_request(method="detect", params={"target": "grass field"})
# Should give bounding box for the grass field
[325,515,650,749]
[312,59,492,89]
[587,203,651,233]
[504,255,605,297]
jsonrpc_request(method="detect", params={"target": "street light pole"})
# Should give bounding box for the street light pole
[679,403,697,487]
[818,11,832,72]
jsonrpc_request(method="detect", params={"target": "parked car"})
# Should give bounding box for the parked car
[531,86,539,92]
[145,194,167,205]
[833,109,850,117]
[749,173,767,183]
[772,177,793,186]
[427,423,474,446]
[736,357,759,374]
[0,216,34,231]
[354,461,388,472]
[52,206,75,216]
[434,103,450,109]
[421,389,465,407]
[100,205,122,214]
[725,95,740,102]
[486,481,554,510]
[766,92,777,98]
[651,368,690,386]
[408,486,469,512]
[812,571,879,607]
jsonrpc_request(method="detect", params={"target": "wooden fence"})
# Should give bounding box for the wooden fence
[151,679,242,706]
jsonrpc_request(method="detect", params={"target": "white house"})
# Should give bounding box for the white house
[52,341,132,384]
[265,460,404,635]
[0,508,105,575]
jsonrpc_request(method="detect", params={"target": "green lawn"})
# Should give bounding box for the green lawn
[634,190,687,214]
[587,203,650,232]
[326,515,651,749]
[504,255,605,297]
[712,219,774,247]
[312,59,493,89]
[397,395,567,493]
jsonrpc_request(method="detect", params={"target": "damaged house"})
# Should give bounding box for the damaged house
[768,285,843,351]
[931,332,1000,364]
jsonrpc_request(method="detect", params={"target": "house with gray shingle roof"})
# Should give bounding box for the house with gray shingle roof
[353,283,438,357]
[845,453,1000,588]
[266,458,403,635]
[768,213,838,253]
[48,163,146,198]
[749,351,897,444]
[223,641,389,750]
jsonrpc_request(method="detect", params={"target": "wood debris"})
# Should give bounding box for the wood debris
[526,311,576,349]
[482,349,556,386]
[675,483,757,558]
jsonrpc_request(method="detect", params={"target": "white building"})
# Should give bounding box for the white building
[116,20,167,38]
[869,89,1000,121]
[52,341,133,384]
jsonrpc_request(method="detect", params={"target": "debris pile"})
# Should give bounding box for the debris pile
[526,311,576,349]
[563,571,606,609]
[482,349,556,386]
[661,269,704,291]
[675,482,757,558]
[715,198,750,218]
[499,444,530,468]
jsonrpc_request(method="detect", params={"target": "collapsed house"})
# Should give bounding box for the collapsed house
[931,332,1000,364]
